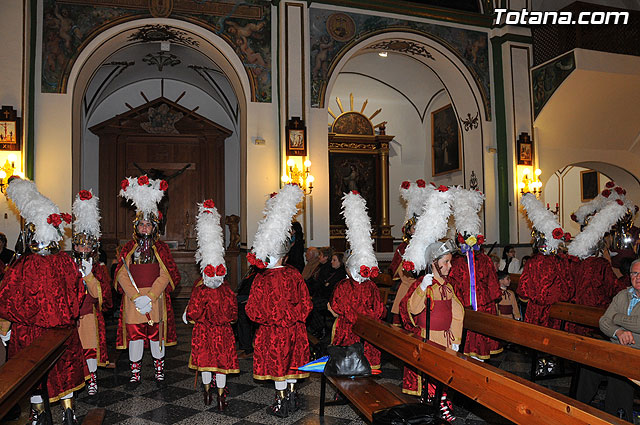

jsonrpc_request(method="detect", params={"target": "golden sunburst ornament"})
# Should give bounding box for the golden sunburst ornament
[328,93,387,136]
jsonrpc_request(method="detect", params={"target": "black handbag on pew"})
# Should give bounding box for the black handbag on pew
[372,403,448,425]
[324,342,371,377]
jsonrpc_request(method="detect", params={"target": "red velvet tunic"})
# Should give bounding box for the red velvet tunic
[389,242,407,276]
[187,279,239,374]
[517,253,574,329]
[78,263,112,366]
[329,277,385,368]
[448,253,502,358]
[246,265,312,381]
[567,256,626,335]
[0,252,86,401]
[115,240,180,349]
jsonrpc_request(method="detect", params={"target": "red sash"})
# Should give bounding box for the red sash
[79,293,97,316]
[129,263,160,288]
[498,304,513,316]
[414,299,452,332]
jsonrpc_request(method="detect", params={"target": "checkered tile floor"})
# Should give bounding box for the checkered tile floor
[4,299,635,424]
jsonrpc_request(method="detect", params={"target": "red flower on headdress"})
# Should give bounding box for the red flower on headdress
[203,199,215,209]
[121,179,129,191]
[401,181,410,189]
[351,190,360,195]
[416,179,426,188]
[204,265,216,277]
[602,189,611,198]
[615,186,625,195]
[359,265,370,278]
[369,266,379,278]
[61,213,72,224]
[157,211,163,221]
[552,227,564,240]
[437,185,448,192]
[160,180,168,191]
[269,192,277,198]
[47,214,62,227]
[79,190,92,200]
[563,232,571,242]
[138,175,149,186]
[216,264,226,276]
[477,234,485,245]
[571,213,578,222]
[402,261,415,272]
[605,181,615,188]
[616,199,624,206]
[247,252,257,265]
[457,234,465,244]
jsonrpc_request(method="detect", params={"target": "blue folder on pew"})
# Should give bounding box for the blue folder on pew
[298,356,329,372]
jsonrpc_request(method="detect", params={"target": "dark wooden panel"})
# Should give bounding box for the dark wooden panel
[549,302,605,329]
[327,376,407,422]
[81,408,106,425]
[353,317,625,425]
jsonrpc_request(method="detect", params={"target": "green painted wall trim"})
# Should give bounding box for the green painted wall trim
[491,35,510,244]
[26,0,36,180]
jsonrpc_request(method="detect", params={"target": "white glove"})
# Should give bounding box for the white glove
[451,343,459,352]
[182,309,188,325]
[419,274,434,291]
[0,330,10,347]
[134,295,152,315]
[81,259,92,277]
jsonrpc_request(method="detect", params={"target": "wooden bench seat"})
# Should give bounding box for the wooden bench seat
[319,374,412,422]
[82,408,106,425]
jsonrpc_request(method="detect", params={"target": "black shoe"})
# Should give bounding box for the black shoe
[62,408,77,425]
[288,390,303,412]
[269,394,289,418]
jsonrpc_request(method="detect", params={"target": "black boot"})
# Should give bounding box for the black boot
[268,390,289,418]
[62,407,77,425]
[288,383,303,412]
[217,387,229,412]
[30,403,52,425]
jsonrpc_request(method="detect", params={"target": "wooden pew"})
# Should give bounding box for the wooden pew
[0,328,73,419]
[353,317,625,425]
[463,309,640,381]
[549,302,605,329]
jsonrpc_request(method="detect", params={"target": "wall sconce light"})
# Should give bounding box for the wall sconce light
[519,168,542,196]
[0,153,18,193]
[281,157,314,195]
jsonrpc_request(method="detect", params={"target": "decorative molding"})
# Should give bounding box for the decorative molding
[328,142,378,151]
[460,112,479,131]
[366,40,434,59]
[142,52,181,71]
[127,24,199,47]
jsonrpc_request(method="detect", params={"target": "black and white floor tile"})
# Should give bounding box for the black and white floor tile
[3,299,638,424]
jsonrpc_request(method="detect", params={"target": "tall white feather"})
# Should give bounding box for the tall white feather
[521,193,564,252]
[72,190,101,239]
[195,201,226,278]
[119,176,165,217]
[403,188,453,272]
[573,182,628,224]
[251,184,303,261]
[341,192,377,270]
[569,201,629,259]
[399,181,432,223]
[6,178,67,245]
[450,186,484,236]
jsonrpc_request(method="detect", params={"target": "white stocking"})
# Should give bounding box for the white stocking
[60,393,73,400]
[201,371,212,385]
[215,373,226,388]
[150,340,165,359]
[274,381,287,391]
[30,395,43,404]
[129,340,144,362]
[86,358,98,373]
[286,378,297,384]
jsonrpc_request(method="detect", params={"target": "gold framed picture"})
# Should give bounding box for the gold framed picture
[580,170,599,202]
[0,106,20,151]
[431,104,461,176]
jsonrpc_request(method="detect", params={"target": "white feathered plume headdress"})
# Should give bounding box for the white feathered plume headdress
[399,179,432,224]
[6,178,72,246]
[402,185,453,273]
[572,181,629,225]
[342,191,379,282]
[119,175,168,221]
[568,200,629,259]
[195,199,227,287]
[248,184,303,268]
[450,186,485,248]
[521,193,569,254]
[72,189,101,245]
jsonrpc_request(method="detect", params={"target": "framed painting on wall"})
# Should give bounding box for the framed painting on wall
[581,170,599,202]
[516,132,533,166]
[0,106,20,151]
[431,104,461,176]
[286,116,307,156]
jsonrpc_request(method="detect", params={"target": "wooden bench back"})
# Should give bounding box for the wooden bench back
[354,317,625,425]
[549,302,605,329]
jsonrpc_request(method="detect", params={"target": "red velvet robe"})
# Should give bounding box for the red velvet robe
[187,279,239,373]
[389,242,407,276]
[448,253,502,358]
[246,265,312,381]
[115,240,180,349]
[329,277,385,368]
[517,253,574,329]
[399,275,464,395]
[79,263,112,366]
[567,256,626,335]
[0,252,86,401]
